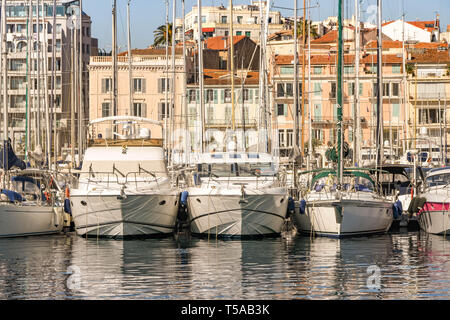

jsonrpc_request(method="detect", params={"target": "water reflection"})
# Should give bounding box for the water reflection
[0,231,449,299]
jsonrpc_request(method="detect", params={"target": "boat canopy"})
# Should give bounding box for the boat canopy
[311,170,375,186]
[195,152,276,165]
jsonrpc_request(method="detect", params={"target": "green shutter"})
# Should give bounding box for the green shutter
[284,104,288,117]
[393,103,400,118]
[214,89,218,103]
[359,83,363,95]
[249,89,253,101]
[314,104,322,121]
[221,89,225,103]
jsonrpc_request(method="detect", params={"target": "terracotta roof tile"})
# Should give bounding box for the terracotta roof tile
[205,35,247,50]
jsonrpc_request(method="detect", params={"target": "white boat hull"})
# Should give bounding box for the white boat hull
[0,204,63,238]
[71,193,179,238]
[187,192,288,237]
[294,199,393,238]
[418,210,450,235]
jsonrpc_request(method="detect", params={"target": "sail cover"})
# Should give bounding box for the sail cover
[0,140,26,170]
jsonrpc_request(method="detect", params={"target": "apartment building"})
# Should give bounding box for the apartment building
[182,1,284,43]
[186,69,260,153]
[88,47,192,141]
[2,0,94,157]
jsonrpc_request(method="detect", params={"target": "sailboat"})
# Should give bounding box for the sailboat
[184,0,289,238]
[293,0,393,237]
[0,0,64,238]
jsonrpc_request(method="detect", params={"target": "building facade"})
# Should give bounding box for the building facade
[2,0,94,158]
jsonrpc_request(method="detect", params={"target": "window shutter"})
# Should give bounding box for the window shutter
[221,89,225,103]
[359,83,363,95]
[249,89,253,101]
[158,103,162,120]
[142,103,147,118]
[158,79,162,94]
[142,79,146,93]
[214,89,218,104]
[284,104,288,117]
[101,79,106,93]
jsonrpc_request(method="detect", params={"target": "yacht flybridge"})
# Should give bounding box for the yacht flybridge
[70,116,180,239]
[185,152,289,238]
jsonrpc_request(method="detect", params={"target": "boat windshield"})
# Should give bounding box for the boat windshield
[313,176,374,193]
[198,162,276,178]
[426,173,450,187]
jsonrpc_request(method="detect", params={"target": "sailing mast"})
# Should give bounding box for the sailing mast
[127,0,133,117]
[52,0,57,170]
[353,0,361,166]
[376,0,384,170]
[301,0,306,158]
[182,0,189,164]
[198,0,205,153]
[307,0,312,169]
[230,0,236,135]
[170,0,176,166]
[337,0,344,184]
[164,0,169,153]
[293,0,299,185]
[79,0,84,161]
[2,0,9,182]
[26,0,33,161]
[402,3,408,154]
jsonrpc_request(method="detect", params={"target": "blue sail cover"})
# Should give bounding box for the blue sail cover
[0,141,26,170]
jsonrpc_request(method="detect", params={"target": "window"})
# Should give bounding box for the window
[392,65,401,74]
[243,89,250,101]
[206,89,214,103]
[237,16,243,24]
[277,83,285,98]
[331,82,336,99]
[133,78,146,93]
[392,83,400,97]
[245,31,251,37]
[392,103,400,118]
[314,82,322,96]
[159,102,171,120]
[383,83,390,97]
[56,24,62,33]
[313,66,322,75]
[158,78,170,93]
[102,102,111,117]
[348,83,355,96]
[224,89,231,103]
[236,31,242,36]
[102,78,112,93]
[344,66,354,74]
[286,129,293,147]
[285,83,293,97]
[280,66,294,74]
[277,104,286,116]
[221,16,227,24]
[188,89,196,103]
[133,103,146,117]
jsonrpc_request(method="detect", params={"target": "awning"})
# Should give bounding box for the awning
[202,28,215,33]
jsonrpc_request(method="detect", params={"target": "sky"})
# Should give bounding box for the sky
[82,0,450,52]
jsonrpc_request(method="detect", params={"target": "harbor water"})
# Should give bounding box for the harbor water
[0,230,449,300]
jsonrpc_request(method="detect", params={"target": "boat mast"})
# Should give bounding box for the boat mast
[52,0,57,170]
[353,0,361,166]
[170,0,176,166]
[337,0,344,185]
[307,0,312,169]
[164,0,169,153]
[182,0,189,164]
[2,0,9,181]
[79,0,84,160]
[376,0,384,170]
[44,8,50,167]
[26,0,33,161]
[198,0,205,153]
[230,0,235,134]
[127,0,133,117]
[37,0,42,148]
[258,0,264,153]
[293,0,299,157]
[402,4,408,154]
[301,0,306,159]
[112,0,117,115]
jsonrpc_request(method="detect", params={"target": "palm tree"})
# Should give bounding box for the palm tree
[153,23,173,46]
[288,19,319,40]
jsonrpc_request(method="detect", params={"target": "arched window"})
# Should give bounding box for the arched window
[7,42,14,53]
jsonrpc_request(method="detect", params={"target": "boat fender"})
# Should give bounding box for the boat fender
[392,200,403,219]
[407,197,427,215]
[64,198,72,215]
[180,191,189,206]
[299,199,306,215]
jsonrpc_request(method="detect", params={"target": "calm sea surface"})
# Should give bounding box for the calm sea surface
[0,229,449,300]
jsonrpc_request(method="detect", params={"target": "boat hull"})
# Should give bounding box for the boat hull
[0,204,63,238]
[187,192,288,238]
[418,202,450,235]
[294,199,393,238]
[71,193,179,238]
